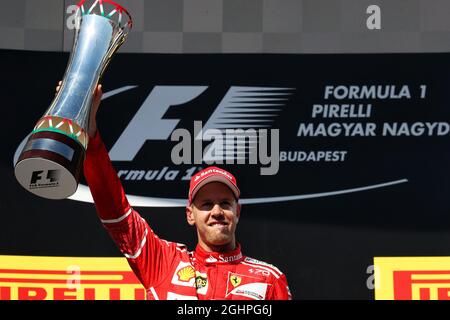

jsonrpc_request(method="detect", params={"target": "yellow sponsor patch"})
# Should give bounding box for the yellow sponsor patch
[177,266,195,282]
[230,275,242,287]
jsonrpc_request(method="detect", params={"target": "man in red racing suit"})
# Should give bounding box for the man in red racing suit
[80,84,292,300]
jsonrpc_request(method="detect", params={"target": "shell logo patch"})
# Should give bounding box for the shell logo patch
[177,266,195,282]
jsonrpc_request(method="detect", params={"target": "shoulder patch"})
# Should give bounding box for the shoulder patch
[244,257,283,275]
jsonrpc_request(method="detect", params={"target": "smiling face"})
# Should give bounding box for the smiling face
[186,182,241,253]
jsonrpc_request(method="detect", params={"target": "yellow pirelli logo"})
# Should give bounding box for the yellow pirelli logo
[0,255,146,300]
[374,257,450,300]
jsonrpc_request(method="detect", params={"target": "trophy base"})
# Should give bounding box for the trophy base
[14,131,85,200]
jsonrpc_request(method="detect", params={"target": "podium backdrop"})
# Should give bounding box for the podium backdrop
[1,49,450,299]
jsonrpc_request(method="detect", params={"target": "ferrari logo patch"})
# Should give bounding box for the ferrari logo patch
[230,275,242,287]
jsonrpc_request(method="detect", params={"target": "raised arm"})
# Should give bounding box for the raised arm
[56,83,178,290]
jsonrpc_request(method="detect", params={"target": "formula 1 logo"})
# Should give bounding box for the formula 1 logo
[13,85,409,207]
[29,170,60,189]
[108,85,292,176]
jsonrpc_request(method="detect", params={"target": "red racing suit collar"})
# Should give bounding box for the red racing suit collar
[194,243,244,265]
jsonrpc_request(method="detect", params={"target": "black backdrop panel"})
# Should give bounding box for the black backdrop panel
[1,50,450,299]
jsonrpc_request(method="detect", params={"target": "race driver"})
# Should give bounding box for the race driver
[57,82,292,300]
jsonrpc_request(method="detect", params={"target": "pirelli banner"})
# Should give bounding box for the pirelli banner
[1,50,450,300]
[374,257,450,300]
[0,256,144,300]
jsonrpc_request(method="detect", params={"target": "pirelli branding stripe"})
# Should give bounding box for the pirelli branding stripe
[374,257,450,300]
[0,255,146,300]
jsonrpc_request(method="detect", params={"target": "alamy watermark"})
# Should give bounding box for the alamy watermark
[66,5,81,30]
[366,5,381,30]
[366,264,381,290]
[170,121,280,176]
[66,265,81,290]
